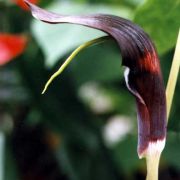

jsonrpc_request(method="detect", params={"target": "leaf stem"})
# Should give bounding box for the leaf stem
[166,29,180,120]
[41,36,110,94]
[146,153,161,180]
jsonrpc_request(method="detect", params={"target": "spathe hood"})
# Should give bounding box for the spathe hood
[24,0,167,158]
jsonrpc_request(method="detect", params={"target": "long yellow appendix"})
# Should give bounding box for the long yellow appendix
[41,36,110,94]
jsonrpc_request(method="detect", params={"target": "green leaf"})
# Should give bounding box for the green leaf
[113,135,143,175]
[163,132,180,170]
[5,138,19,180]
[134,0,180,54]
[69,41,123,85]
[31,1,133,67]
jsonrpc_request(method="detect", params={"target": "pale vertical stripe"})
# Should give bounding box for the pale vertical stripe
[166,29,180,120]
[0,132,5,180]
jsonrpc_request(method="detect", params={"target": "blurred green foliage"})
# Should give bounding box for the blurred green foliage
[0,0,179,180]
[134,0,180,54]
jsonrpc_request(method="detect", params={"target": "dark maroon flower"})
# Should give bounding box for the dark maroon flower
[24,0,167,158]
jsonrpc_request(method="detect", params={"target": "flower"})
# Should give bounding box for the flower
[0,33,27,66]
[13,0,39,10]
[24,0,167,159]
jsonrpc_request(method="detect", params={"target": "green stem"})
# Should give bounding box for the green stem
[42,36,110,94]
[146,153,161,180]
[166,29,180,120]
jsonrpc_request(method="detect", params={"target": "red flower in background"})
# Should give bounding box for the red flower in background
[13,0,39,10]
[0,34,27,66]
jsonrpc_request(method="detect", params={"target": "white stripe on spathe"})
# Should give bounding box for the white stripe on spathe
[139,138,166,159]
[124,67,145,105]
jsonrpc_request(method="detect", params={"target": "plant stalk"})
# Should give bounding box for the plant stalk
[166,29,180,120]
[146,153,161,180]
